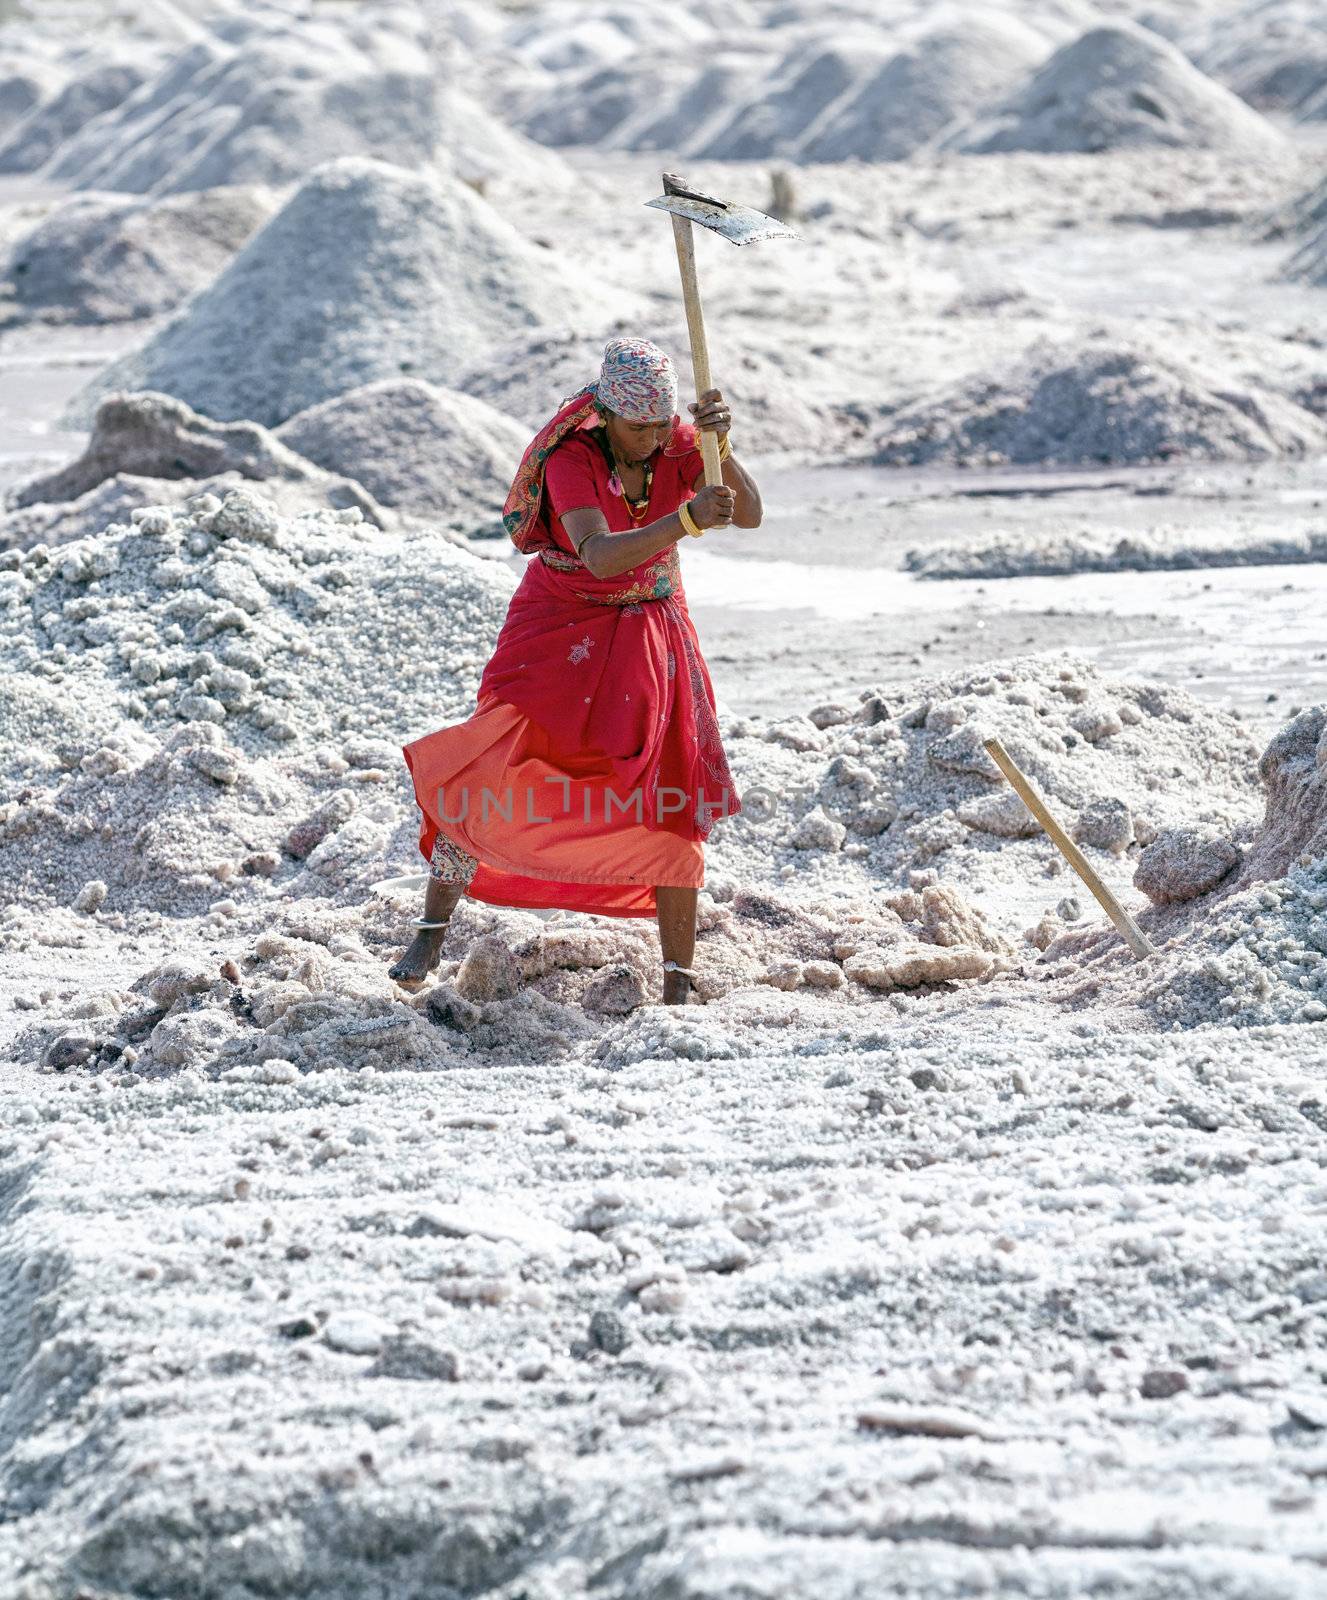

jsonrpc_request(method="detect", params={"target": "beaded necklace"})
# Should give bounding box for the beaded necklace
[594,426,653,523]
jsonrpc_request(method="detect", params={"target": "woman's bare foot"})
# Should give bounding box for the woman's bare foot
[388,881,466,988]
[388,925,447,988]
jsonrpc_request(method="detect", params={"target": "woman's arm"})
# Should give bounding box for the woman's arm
[721,449,762,527]
[565,483,737,580]
[690,389,762,527]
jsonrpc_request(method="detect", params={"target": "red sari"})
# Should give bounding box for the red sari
[402,394,741,918]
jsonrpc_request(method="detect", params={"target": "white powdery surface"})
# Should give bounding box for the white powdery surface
[873,335,1326,468]
[0,50,157,175]
[1285,218,1327,287]
[0,484,510,764]
[275,379,531,532]
[63,156,638,431]
[952,21,1288,158]
[7,389,391,528]
[709,653,1261,918]
[0,45,66,140]
[1,470,389,559]
[0,185,277,326]
[1185,0,1327,114]
[907,525,1327,580]
[40,9,440,196]
[1,1019,1326,1597]
[797,15,1050,163]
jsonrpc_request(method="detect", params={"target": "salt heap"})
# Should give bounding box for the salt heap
[0,186,276,325]
[40,14,439,195]
[275,381,530,530]
[63,157,638,431]
[952,22,1287,158]
[707,654,1260,914]
[609,56,765,154]
[6,391,390,540]
[503,5,711,73]
[907,525,1327,582]
[0,47,65,138]
[0,53,154,173]
[873,336,1326,468]
[1185,0,1327,115]
[1068,707,1327,1032]
[1285,218,1327,286]
[0,486,512,784]
[1264,174,1327,247]
[521,55,697,148]
[695,35,896,160]
[798,17,1049,163]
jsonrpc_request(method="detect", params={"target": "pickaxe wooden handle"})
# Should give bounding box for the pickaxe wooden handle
[664,180,724,488]
[983,737,1157,961]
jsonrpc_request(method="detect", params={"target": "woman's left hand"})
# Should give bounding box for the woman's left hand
[689,388,732,439]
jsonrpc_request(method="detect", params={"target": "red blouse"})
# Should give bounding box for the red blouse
[544,426,704,557]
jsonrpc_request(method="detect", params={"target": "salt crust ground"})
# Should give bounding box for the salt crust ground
[4,491,1323,1589]
[908,526,1327,581]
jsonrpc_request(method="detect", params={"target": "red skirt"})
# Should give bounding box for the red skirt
[402,553,738,920]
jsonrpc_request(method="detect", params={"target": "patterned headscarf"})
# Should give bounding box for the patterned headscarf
[593,336,678,423]
[502,338,695,555]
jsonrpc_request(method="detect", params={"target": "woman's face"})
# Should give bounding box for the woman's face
[602,408,673,466]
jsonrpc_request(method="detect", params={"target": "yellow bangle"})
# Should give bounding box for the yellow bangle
[678,500,703,539]
[717,434,732,461]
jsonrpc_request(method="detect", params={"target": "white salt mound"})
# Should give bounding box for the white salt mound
[907,526,1327,581]
[504,6,710,74]
[275,380,530,531]
[1119,708,1327,1029]
[433,79,576,193]
[1,471,393,558]
[0,485,512,781]
[710,654,1260,909]
[63,157,638,431]
[1186,0,1327,114]
[520,55,652,147]
[0,53,155,174]
[874,336,1326,468]
[952,22,1287,158]
[799,17,1049,163]
[1267,176,1327,243]
[10,392,382,524]
[610,55,766,154]
[43,18,440,195]
[0,51,66,137]
[696,35,895,160]
[1285,218,1327,286]
[0,186,276,325]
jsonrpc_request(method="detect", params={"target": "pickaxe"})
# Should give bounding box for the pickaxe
[646,172,799,487]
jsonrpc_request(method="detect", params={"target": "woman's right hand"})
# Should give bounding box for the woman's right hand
[688,485,736,530]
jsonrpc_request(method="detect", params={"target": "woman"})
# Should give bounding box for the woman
[390,337,763,1006]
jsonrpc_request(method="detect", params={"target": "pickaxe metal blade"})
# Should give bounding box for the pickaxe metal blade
[646,172,800,488]
[645,176,800,246]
